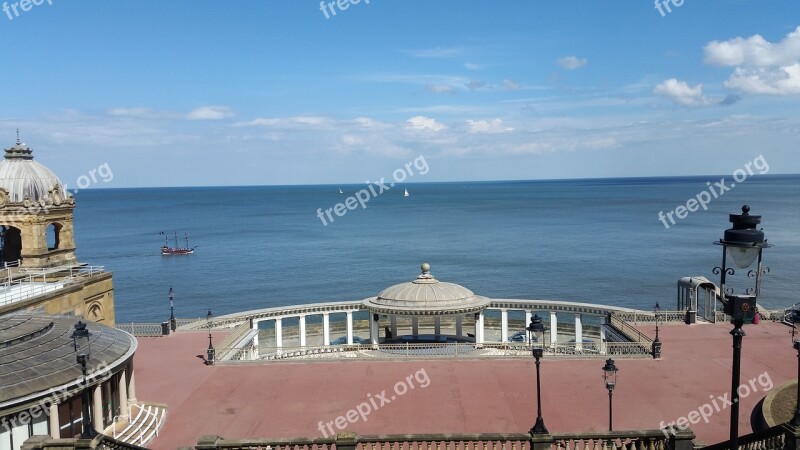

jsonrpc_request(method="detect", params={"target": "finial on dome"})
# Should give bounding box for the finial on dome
[421,262,430,274]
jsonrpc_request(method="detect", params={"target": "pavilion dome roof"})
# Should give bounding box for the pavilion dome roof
[0,132,69,204]
[0,314,136,406]
[363,263,491,316]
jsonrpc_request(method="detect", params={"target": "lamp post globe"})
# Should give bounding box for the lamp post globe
[602,358,618,432]
[70,321,97,438]
[712,205,770,450]
[525,314,548,434]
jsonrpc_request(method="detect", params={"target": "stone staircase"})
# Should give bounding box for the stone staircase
[108,402,167,447]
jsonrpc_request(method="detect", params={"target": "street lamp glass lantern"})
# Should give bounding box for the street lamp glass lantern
[602,358,618,390]
[71,321,91,358]
[714,205,770,269]
[526,313,545,346]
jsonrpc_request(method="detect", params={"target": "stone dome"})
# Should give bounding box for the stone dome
[0,133,68,204]
[363,263,491,316]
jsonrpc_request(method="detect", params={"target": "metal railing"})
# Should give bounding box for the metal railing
[0,265,106,308]
[612,310,686,323]
[609,314,653,345]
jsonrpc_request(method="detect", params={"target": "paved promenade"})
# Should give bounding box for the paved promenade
[134,321,797,450]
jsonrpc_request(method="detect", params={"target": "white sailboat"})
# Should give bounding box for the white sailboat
[339,188,344,194]
[404,188,409,197]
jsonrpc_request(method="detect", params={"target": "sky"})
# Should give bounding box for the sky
[0,0,798,188]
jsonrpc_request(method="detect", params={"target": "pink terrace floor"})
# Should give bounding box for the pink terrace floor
[135,322,796,450]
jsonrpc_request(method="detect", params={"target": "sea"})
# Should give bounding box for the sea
[71,175,800,324]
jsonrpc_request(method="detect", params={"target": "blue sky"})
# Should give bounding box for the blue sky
[0,1,798,187]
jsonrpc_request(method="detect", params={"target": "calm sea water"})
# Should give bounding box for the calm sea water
[72,176,800,323]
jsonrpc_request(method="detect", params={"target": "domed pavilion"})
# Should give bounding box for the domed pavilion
[362,263,491,344]
[0,131,77,268]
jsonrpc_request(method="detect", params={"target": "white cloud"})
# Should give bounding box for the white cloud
[425,84,455,94]
[234,116,334,128]
[187,106,234,120]
[466,80,486,91]
[464,62,482,70]
[406,116,446,131]
[108,107,155,118]
[704,26,800,95]
[705,26,800,67]
[654,79,711,106]
[557,56,588,70]
[466,119,513,134]
[502,79,520,91]
[405,47,463,58]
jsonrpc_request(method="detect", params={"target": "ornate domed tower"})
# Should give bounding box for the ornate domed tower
[0,131,78,268]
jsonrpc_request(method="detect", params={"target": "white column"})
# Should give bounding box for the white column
[346,311,354,345]
[323,313,330,346]
[92,385,103,432]
[127,363,137,406]
[599,316,607,355]
[525,310,532,332]
[476,312,485,344]
[500,309,508,342]
[455,315,463,337]
[299,315,307,347]
[550,311,558,345]
[411,317,419,335]
[575,314,583,352]
[275,318,283,349]
[118,371,128,420]
[434,317,441,335]
[49,402,60,438]
[370,314,379,345]
[390,315,398,338]
[250,319,259,349]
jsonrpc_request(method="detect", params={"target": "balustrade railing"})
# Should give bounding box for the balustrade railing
[193,429,694,450]
[695,423,800,450]
[117,323,164,337]
[240,340,651,362]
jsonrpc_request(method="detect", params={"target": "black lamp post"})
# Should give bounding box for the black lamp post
[168,287,176,331]
[652,301,662,359]
[71,321,97,438]
[712,205,770,450]
[206,309,215,364]
[790,309,800,427]
[526,314,548,434]
[602,358,618,432]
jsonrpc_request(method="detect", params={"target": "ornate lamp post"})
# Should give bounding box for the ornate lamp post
[602,358,618,432]
[168,286,176,332]
[790,308,800,427]
[652,301,662,359]
[206,309,215,365]
[71,321,97,438]
[526,314,548,434]
[712,205,770,450]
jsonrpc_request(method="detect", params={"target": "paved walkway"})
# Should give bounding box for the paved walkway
[134,321,796,450]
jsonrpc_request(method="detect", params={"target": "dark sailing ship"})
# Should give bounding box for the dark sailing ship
[160,231,197,255]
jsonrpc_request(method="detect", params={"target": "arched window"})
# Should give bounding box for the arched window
[0,225,22,266]
[47,223,62,251]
